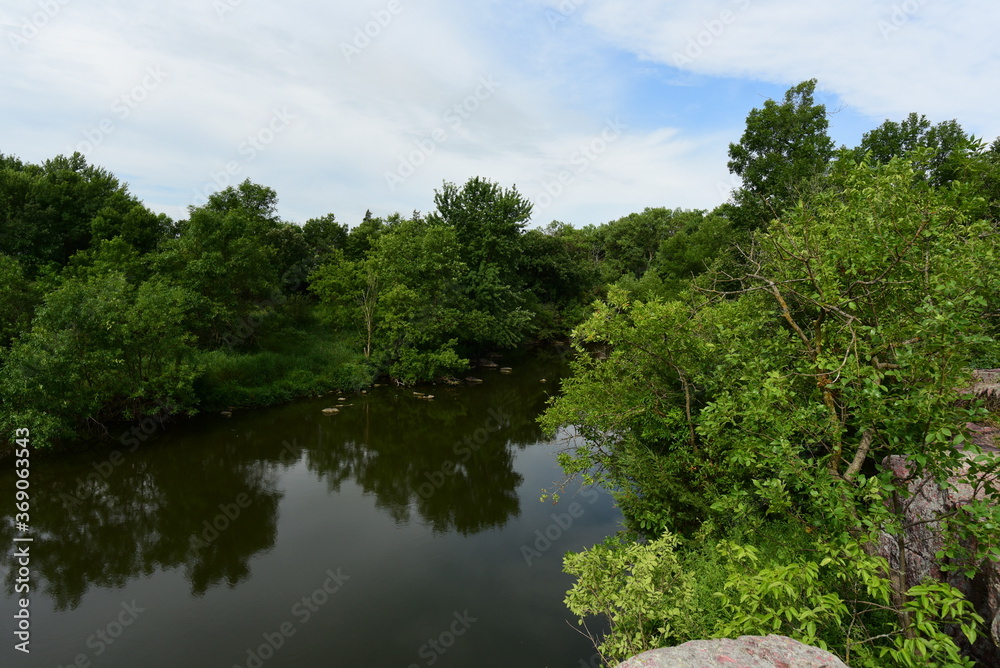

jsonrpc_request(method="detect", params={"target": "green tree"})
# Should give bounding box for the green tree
[302,213,348,266]
[1,271,198,446]
[519,222,601,338]
[727,79,835,231]
[852,113,973,187]
[0,253,38,349]
[310,247,381,360]
[311,217,470,383]
[600,207,683,281]
[545,153,1000,667]
[0,152,136,273]
[156,180,284,346]
[427,177,533,348]
[655,208,733,293]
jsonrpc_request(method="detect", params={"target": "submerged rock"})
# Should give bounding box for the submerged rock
[321,407,339,415]
[615,635,848,667]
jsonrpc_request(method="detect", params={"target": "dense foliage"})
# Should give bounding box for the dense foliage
[544,84,1000,667]
[0,163,616,448]
[2,77,999,667]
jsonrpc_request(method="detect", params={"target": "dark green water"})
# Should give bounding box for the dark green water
[1,352,619,667]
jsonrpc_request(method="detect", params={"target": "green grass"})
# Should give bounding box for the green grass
[194,314,373,411]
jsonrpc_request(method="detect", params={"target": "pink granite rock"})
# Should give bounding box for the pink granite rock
[876,422,1000,664]
[614,635,848,668]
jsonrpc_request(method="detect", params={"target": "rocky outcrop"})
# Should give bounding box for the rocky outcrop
[972,369,1000,412]
[876,419,1000,665]
[614,635,848,667]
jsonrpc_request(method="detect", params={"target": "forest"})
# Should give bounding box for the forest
[2,78,1000,667]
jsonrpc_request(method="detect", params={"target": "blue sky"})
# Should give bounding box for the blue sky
[2,0,996,228]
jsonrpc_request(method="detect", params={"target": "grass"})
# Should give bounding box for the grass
[194,310,374,411]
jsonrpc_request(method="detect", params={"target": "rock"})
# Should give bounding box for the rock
[221,411,232,418]
[876,424,1000,665]
[478,359,499,368]
[615,635,848,667]
[971,369,1000,412]
[499,367,513,374]
[465,377,484,384]
[321,408,339,415]
[338,397,347,401]
[540,378,547,383]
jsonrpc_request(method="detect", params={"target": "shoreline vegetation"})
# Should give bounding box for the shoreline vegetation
[3,78,1000,666]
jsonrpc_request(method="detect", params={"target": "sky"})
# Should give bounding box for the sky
[1,0,997,229]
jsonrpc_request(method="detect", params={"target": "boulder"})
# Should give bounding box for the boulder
[614,635,848,667]
[972,369,1000,412]
[876,421,999,664]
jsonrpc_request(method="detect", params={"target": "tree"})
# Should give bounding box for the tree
[1,270,198,446]
[519,224,602,339]
[302,213,348,266]
[310,248,381,360]
[0,253,37,349]
[600,207,683,281]
[311,217,470,383]
[344,210,385,261]
[427,177,534,348]
[545,153,1000,666]
[155,180,284,346]
[727,79,834,231]
[89,192,172,254]
[0,152,135,273]
[852,113,973,187]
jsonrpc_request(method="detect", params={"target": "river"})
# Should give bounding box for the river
[1,350,621,667]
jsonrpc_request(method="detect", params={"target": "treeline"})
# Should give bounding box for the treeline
[544,80,1000,667]
[0,149,732,449]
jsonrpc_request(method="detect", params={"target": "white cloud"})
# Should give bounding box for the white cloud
[579,0,1000,137]
[1,0,995,229]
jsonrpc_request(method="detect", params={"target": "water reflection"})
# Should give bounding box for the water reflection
[0,438,282,609]
[1,355,558,607]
